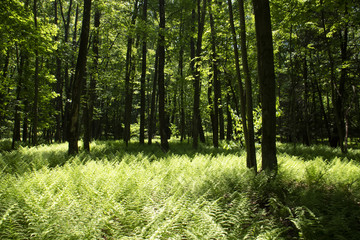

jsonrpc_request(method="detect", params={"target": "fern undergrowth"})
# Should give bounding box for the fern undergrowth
[0,140,359,239]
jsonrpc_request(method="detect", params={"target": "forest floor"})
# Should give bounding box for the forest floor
[0,139,360,239]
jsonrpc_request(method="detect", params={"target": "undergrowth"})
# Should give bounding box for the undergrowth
[0,140,359,239]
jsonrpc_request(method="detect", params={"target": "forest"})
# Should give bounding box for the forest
[1,0,360,239]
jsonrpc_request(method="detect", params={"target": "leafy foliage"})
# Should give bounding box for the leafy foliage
[0,141,360,239]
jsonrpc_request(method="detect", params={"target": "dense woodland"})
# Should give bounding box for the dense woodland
[2,1,360,238]
[1,0,360,166]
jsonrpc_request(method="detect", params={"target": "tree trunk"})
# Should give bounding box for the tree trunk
[83,6,100,151]
[54,0,63,142]
[303,56,311,145]
[68,0,92,155]
[124,0,139,146]
[226,91,233,141]
[252,0,277,171]
[192,0,206,149]
[59,0,74,142]
[320,0,346,153]
[209,0,219,148]
[239,0,257,171]
[179,39,186,142]
[158,0,169,151]
[228,0,249,160]
[139,0,148,144]
[148,47,159,144]
[33,0,39,146]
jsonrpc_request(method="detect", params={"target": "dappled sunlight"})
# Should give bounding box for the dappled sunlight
[1,141,360,239]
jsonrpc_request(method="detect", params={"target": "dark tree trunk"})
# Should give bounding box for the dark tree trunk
[54,0,63,142]
[253,0,277,171]
[219,99,225,140]
[83,6,100,151]
[22,102,28,143]
[68,0,92,155]
[140,0,148,144]
[12,51,25,149]
[226,91,233,141]
[59,0,74,142]
[336,5,349,153]
[303,56,311,146]
[124,0,139,146]
[33,0,39,146]
[320,0,346,152]
[192,0,206,149]
[228,0,249,159]
[158,0,169,151]
[208,0,219,148]
[239,0,256,171]
[148,47,159,145]
[179,39,186,142]
[0,51,10,139]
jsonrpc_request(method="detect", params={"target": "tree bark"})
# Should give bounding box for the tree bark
[83,6,100,151]
[68,0,92,155]
[148,47,159,144]
[192,0,206,149]
[140,0,148,144]
[228,0,249,160]
[179,23,186,142]
[32,0,39,146]
[12,52,24,149]
[124,0,139,146]
[209,0,219,148]
[54,0,63,142]
[158,0,169,151]
[239,0,256,171]
[253,0,277,171]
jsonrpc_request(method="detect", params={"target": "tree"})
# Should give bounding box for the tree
[228,0,250,168]
[252,0,277,171]
[139,0,148,144]
[208,0,219,148]
[123,0,139,146]
[32,0,39,146]
[84,3,101,151]
[158,0,169,151]
[68,0,92,155]
[192,0,206,149]
[239,0,257,171]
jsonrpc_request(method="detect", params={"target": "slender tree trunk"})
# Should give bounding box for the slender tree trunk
[54,0,63,142]
[59,0,74,142]
[12,54,23,149]
[226,91,233,141]
[158,0,169,151]
[124,0,139,146]
[68,0,92,154]
[140,0,148,144]
[192,0,206,149]
[33,0,39,146]
[83,7,100,151]
[0,51,10,136]
[253,0,277,171]
[337,4,349,153]
[179,42,186,142]
[22,101,28,143]
[320,0,346,152]
[303,56,311,145]
[209,0,219,148]
[219,98,225,140]
[239,0,257,171]
[228,0,249,158]
[148,47,159,144]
